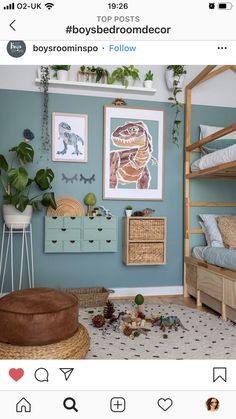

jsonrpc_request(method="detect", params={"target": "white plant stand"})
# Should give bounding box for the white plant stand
[0,223,34,293]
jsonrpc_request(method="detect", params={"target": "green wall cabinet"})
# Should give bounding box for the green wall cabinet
[45,216,117,253]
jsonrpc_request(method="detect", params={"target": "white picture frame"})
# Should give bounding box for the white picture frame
[103,106,165,200]
[52,112,88,162]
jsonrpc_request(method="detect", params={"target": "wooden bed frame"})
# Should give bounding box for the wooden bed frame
[184,65,236,322]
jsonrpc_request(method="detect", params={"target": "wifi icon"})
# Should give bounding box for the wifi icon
[45,2,54,9]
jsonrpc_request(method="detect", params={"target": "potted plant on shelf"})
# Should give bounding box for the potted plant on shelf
[78,66,109,84]
[83,192,97,216]
[144,70,154,88]
[166,65,187,146]
[0,130,56,229]
[125,205,133,217]
[109,65,140,88]
[50,65,71,81]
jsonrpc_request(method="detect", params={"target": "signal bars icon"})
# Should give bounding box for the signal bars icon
[45,2,54,9]
[3,2,15,9]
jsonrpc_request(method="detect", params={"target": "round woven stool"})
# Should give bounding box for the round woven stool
[0,324,90,359]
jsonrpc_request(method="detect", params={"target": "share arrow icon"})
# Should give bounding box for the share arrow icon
[59,368,74,381]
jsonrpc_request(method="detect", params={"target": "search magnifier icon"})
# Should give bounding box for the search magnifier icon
[63,397,78,412]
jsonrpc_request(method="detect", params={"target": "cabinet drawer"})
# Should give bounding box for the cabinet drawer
[198,268,223,301]
[45,240,63,253]
[45,216,63,229]
[83,217,101,229]
[100,216,116,229]
[81,240,99,252]
[100,240,117,252]
[64,240,81,252]
[224,278,236,309]
[46,229,80,241]
[83,228,116,241]
[63,217,81,229]
[129,218,165,241]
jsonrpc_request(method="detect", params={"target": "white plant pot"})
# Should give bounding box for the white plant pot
[165,69,185,90]
[143,80,153,89]
[125,210,133,217]
[57,70,69,81]
[3,204,33,229]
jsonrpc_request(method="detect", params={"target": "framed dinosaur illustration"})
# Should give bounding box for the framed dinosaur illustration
[52,112,88,162]
[103,106,164,200]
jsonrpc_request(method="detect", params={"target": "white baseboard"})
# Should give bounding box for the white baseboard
[111,286,183,298]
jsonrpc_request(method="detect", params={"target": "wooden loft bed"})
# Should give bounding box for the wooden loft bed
[184,65,236,322]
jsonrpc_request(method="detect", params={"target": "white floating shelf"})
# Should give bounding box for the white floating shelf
[35,79,156,94]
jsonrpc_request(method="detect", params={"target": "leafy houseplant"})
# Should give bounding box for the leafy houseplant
[79,66,109,83]
[109,65,140,88]
[166,65,187,146]
[0,136,56,228]
[144,70,154,88]
[50,65,71,81]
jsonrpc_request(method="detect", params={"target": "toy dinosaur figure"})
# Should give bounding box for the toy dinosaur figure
[152,316,188,332]
[109,121,157,190]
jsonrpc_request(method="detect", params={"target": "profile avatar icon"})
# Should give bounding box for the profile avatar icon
[206,397,219,412]
[209,3,215,9]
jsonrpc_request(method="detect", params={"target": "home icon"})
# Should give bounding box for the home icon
[16,397,31,413]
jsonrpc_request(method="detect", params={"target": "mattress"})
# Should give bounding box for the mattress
[192,246,208,260]
[192,246,236,272]
[191,143,236,172]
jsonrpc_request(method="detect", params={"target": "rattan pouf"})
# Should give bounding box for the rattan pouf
[0,324,90,359]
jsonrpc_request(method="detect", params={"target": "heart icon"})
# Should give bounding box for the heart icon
[157,398,173,411]
[9,368,24,382]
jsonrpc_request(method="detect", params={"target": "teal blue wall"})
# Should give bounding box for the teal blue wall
[0,89,235,291]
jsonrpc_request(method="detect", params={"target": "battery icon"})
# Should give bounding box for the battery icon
[218,2,233,8]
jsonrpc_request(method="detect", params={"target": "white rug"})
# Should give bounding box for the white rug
[79,302,236,359]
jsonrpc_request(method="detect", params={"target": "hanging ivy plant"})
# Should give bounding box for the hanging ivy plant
[167,65,187,147]
[39,66,50,156]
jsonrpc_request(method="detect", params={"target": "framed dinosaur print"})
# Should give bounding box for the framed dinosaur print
[103,106,164,200]
[52,112,88,162]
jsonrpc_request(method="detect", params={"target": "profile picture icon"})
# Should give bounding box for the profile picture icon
[206,397,219,412]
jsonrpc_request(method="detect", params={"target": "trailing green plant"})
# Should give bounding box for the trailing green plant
[50,65,71,78]
[0,135,56,212]
[109,65,140,88]
[167,65,187,147]
[39,66,50,155]
[144,70,154,81]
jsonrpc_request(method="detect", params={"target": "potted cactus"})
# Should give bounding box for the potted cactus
[144,70,154,88]
[125,205,133,217]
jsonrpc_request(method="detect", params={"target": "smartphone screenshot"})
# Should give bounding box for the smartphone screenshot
[0,0,235,417]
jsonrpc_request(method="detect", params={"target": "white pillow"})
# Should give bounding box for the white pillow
[199,214,225,247]
[200,125,236,141]
[200,125,236,154]
[199,221,211,246]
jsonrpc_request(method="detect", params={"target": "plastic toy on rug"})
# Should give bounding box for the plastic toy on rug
[152,316,188,331]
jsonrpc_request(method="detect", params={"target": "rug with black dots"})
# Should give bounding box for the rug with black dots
[79,303,236,359]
